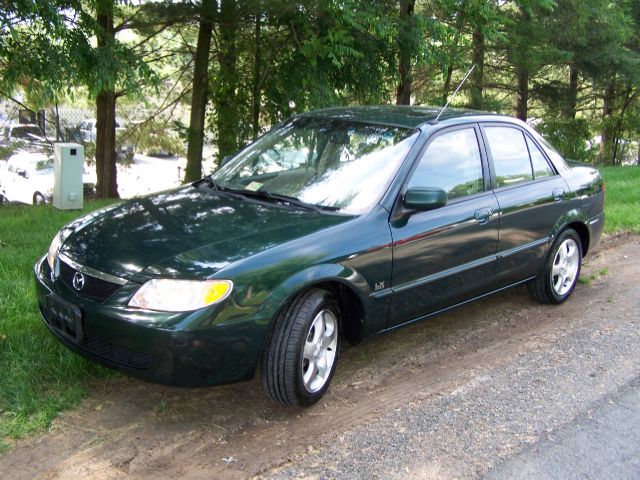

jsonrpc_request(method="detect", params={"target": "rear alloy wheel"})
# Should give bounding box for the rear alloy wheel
[529,228,583,304]
[261,289,341,407]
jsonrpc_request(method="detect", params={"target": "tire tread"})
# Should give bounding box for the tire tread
[261,289,335,406]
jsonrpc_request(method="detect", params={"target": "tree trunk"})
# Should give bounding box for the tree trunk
[566,64,578,119]
[252,12,262,138]
[216,0,239,161]
[184,0,216,183]
[599,78,616,166]
[469,26,484,110]
[516,67,528,121]
[441,7,466,105]
[442,65,454,105]
[395,0,414,106]
[95,0,119,198]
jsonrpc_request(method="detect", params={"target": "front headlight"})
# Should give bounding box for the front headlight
[47,231,64,271]
[128,279,233,312]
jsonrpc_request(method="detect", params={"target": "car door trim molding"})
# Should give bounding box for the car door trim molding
[391,253,497,294]
[385,275,536,332]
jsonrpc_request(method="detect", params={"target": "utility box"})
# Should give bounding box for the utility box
[53,143,84,210]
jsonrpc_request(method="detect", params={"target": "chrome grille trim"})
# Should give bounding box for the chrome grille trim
[57,253,129,286]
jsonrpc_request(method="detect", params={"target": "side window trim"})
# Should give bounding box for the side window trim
[523,132,558,178]
[399,123,489,207]
[480,122,543,190]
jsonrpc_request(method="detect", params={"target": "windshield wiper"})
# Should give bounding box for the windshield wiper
[196,177,228,191]
[230,189,338,213]
[196,179,338,213]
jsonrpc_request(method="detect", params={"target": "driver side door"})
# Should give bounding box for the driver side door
[388,125,500,328]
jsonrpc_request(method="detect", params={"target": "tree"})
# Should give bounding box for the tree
[94,0,118,198]
[396,0,415,105]
[1,0,155,198]
[184,0,216,182]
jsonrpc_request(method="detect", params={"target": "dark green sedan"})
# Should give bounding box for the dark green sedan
[35,106,605,406]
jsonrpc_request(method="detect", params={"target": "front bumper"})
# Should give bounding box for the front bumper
[34,256,264,387]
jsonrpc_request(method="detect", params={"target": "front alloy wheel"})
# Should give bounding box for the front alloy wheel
[302,309,338,393]
[262,289,341,407]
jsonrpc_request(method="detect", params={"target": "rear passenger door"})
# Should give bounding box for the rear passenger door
[480,123,569,286]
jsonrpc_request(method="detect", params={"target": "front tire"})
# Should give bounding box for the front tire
[529,228,582,304]
[33,192,46,205]
[261,289,341,407]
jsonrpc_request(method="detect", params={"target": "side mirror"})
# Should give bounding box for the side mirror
[16,168,28,179]
[403,186,447,211]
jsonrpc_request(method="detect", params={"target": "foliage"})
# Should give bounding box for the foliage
[121,119,186,157]
[536,117,594,162]
[4,0,639,167]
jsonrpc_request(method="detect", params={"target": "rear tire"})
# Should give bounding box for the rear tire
[529,228,582,304]
[261,289,341,407]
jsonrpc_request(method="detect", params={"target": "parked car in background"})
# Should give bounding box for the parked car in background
[77,118,135,162]
[2,123,47,146]
[1,151,95,205]
[36,107,604,407]
[78,118,127,143]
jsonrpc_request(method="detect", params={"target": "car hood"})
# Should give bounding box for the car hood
[59,186,353,281]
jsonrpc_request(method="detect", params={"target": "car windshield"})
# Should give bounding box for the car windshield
[211,118,419,214]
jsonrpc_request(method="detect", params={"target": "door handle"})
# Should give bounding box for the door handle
[474,208,493,224]
[553,188,565,202]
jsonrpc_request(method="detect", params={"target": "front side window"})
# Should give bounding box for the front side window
[212,119,419,214]
[485,127,533,187]
[407,128,483,201]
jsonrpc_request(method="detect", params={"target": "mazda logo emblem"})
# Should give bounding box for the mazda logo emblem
[72,272,85,291]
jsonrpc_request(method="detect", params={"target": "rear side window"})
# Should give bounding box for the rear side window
[485,127,533,187]
[408,128,483,201]
[526,136,555,178]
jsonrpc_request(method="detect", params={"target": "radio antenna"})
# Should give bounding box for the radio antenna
[434,64,476,122]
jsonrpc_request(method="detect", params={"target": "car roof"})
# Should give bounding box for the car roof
[295,105,503,129]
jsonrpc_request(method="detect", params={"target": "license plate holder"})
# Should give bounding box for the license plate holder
[45,294,83,343]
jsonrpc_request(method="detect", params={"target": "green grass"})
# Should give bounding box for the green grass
[0,200,116,448]
[601,166,640,233]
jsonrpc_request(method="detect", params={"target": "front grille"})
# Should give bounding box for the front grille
[59,260,122,302]
[83,334,155,369]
